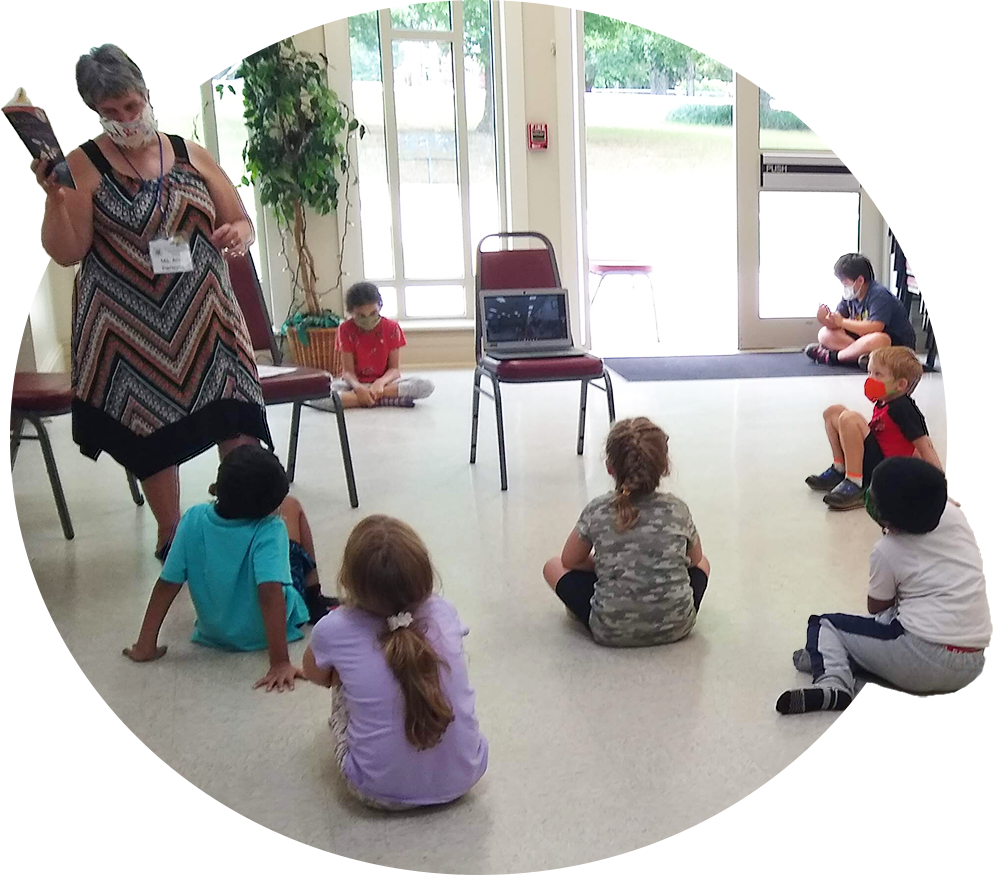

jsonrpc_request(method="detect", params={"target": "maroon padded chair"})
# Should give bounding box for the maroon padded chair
[225,252,358,508]
[470,232,616,490]
[11,372,144,540]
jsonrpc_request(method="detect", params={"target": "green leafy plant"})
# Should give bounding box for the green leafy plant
[667,102,824,131]
[760,107,810,131]
[225,37,365,322]
[667,103,733,126]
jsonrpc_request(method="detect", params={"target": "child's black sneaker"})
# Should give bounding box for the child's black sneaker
[304,586,340,625]
[804,343,837,365]
[805,465,845,492]
[920,751,944,807]
[857,353,870,372]
[823,478,866,510]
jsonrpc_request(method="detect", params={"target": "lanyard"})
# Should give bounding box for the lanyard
[116,134,167,235]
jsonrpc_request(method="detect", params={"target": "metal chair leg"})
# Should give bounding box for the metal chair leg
[28,412,74,540]
[127,471,145,506]
[470,368,482,464]
[590,272,608,304]
[287,401,303,483]
[603,369,616,422]
[10,413,25,469]
[491,375,507,491]
[577,379,589,455]
[644,274,660,342]
[331,393,359,509]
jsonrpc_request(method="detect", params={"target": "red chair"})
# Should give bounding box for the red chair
[470,232,616,490]
[225,253,358,508]
[11,372,144,540]
[589,260,659,342]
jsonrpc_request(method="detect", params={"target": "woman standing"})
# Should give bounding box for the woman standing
[32,44,271,559]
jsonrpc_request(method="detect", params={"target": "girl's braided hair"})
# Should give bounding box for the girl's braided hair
[606,417,670,532]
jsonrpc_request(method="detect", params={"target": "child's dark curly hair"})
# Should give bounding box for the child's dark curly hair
[214,445,289,520]
[345,282,382,312]
[869,457,947,534]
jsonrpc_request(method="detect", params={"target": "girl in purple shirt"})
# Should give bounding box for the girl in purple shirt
[302,515,488,810]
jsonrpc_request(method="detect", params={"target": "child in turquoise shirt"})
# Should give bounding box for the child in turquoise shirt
[123,445,309,692]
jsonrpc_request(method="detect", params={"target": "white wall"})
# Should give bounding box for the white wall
[900,0,944,151]
[916,0,944,148]
[26,260,74,373]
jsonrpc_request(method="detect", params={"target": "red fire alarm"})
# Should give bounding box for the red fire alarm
[528,123,548,150]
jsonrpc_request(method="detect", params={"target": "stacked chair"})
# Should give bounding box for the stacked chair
[888,151,940,369]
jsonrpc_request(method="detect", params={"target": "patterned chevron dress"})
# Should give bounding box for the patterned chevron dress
[71,135,272,479]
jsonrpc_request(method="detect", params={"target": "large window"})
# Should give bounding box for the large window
[72,0,265,281]
[348,2,502,321]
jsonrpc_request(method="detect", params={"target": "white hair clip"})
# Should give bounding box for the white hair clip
[387,611,413,632]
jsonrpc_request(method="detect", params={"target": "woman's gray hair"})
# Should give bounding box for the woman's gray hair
[75,45,148,111]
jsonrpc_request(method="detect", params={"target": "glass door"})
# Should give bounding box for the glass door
[735,0,892,349]
[345,2,502,323]
[578,12,737,357]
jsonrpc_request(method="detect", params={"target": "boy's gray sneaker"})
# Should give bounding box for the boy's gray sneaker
[858,353,870,371]
[823,478,866,510]
[806,464,845,492]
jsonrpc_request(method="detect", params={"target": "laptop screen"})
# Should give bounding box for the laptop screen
[483,293,569,344]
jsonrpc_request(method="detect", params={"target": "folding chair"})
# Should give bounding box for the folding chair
[225,253,358,508]
[469,232,616,490]
[11,372,144,540]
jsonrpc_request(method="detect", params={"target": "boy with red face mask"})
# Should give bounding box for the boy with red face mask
[805,346,942,510]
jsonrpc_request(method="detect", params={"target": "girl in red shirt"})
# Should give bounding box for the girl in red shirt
[333,283,435,409]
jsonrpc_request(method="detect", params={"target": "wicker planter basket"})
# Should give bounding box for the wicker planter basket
[284,326,343,377]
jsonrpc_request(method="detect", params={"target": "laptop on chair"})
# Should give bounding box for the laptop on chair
[478,288,586,360]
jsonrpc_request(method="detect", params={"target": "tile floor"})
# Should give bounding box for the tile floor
[12,366,947,874]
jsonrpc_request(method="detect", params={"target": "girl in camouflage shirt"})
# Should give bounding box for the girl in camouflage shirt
[543,418,711,647]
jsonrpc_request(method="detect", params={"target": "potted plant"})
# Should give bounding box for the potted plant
[228,37,365,373]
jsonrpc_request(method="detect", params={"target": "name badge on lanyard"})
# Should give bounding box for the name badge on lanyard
[134,134,193,275]
[150,235,194,274]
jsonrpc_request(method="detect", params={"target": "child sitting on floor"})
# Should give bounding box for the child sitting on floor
[777,457,992,715]
[543,417,711,647]
[805,345,942,510]
[331,282,434,409]
[804,252,916,369]
[124,446,313,693]
[301,515,488,810]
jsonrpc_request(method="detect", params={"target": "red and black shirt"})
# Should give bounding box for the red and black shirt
[869,394,928,458]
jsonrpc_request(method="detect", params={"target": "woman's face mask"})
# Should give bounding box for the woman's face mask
[100,102,158,149]
[353,312,381,332]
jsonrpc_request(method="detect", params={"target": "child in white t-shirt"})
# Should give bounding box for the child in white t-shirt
[777,456,992,714]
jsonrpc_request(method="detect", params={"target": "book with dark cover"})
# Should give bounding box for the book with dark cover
[4,88,76,189]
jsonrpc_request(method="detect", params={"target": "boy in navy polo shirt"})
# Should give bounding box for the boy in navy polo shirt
[805,346,942,509]
[805,253,916,369]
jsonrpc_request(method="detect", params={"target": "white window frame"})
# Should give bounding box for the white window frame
[337,2,506,325]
